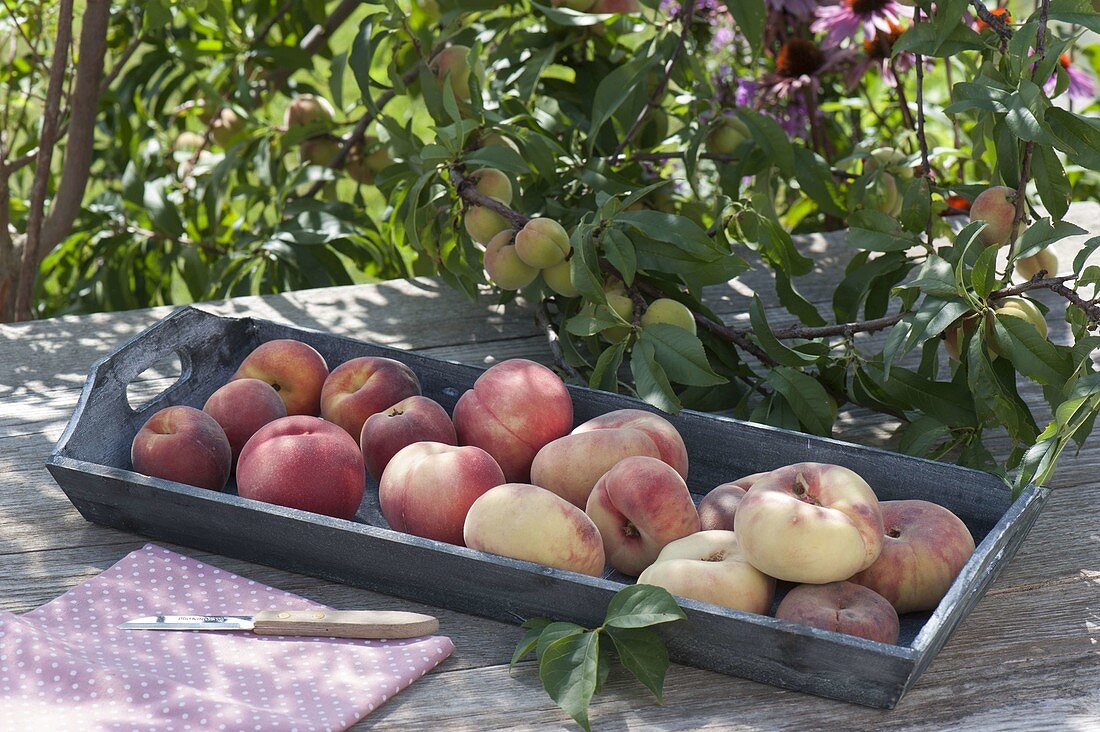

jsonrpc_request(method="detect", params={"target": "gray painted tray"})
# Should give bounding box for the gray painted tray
[46,306,1050,708]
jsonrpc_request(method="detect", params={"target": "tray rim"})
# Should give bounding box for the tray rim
[44,303,1053,705]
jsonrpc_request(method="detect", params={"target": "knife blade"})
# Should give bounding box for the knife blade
[118,609,439,639]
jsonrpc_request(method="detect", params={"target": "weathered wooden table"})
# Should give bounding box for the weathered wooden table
[3,205,1099,730]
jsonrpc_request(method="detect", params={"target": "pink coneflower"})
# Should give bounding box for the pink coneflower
[1045,53,1096,102]
[844,23,913,88]
[812,0,908,48]
[736,39,844,137]
[766,0,817,20]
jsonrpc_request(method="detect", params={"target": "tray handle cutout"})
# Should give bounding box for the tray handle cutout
[125,351,187,412]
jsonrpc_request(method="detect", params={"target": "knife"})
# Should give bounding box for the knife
[118,609,439,639]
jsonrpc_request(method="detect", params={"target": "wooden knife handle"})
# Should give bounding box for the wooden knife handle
[251,610,439,639]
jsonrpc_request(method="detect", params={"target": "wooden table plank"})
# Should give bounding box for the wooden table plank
[2,203,1098,729]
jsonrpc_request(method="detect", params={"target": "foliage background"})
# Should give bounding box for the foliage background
[2,0,1099,493]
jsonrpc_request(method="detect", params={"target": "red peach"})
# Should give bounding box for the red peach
[360,395,457,481]
[571,408,688,479]
[320,356,422,439]
[236,416,365,520]
[232,339,329,416]
[585,456,701,576]
[379,441,506,546]
[776,581,900,644]
[851,500,976,613]
[131,406,232,491]
[697,472,770,532]
[202,378,287,465]
[452,359,573,482]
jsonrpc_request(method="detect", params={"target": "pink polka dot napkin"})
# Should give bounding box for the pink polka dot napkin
[0,544,454,731]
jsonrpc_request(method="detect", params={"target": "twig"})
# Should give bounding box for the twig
[535,301,585,383]
[448,164,530,229]
[913,7,933,245]
[1008,0,1051,245]
[298,55,436,200]
[609,0,694,159]
[969,0,1014,43]
[13,0,73,321]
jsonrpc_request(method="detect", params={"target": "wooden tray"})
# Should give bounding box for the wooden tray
[46,306,1050,708]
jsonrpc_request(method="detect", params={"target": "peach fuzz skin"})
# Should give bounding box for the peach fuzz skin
[231,339,329,416]
[464,483,606,577]
[320,356,421,439]
[734,462,884,584]
[851,500,975,613]
[570,409,688,479]
[530,427,661,508]
[452,359,573,482]
[585,456,700,576]
[202,378,287,465]
[360,395,456,481]
[697,471,770,531]
[236,415,365,520]
[379,441,506,546]
[775,581,900,645]
[131,405,232,491]
[637,530,774,614]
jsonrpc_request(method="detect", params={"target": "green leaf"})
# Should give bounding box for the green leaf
[349,18,376,102]
[990,311,1072,385]
[775,269,826,326]
[590,342,626,391]
[512,618,553,667]
[1047,108,1100,169]
[1046,0,1100,33]
[1011,218,1087,260]
[737,108,794,176]
[536,621,586,660]
[966,322,1038,440]
[605,626,670,703]
[898,415,952,457]
[539,630,600,732]
[616,211,720,259]
[602,228,637,286]
[720,0,766,56]
[907,254,959,297]
[604,584,687,629]
[899,177,931,235]
[868,365,978,428]
[630,341,680,413]
[970,245,1000,300]
[589,59,648,143]
[893,18,982,57]
[1032,142,1070,222]
[793,147,846,217]
[848,213,920,252]
[1073,236,1100,273]
[638,324,727,387]
[765,366,836,436]
[143,179,184,238]
[1002,81,1059,146]
[748,295,820,367]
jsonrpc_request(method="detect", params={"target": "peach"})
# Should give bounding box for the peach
[483,230,538,290]
[776,581,900,644]
[299,137,340,166]
[453,359,573,482]
[697,472,770,532]
[465,205,510,244]
[585,456,700,576]
[637,530,775,614]
[320,356,421,439]
[543,260,580,297]
[515,218,571,269]
[202,378,287,465]
[603,291,635,341]
[379,441,505,545]
[464,483,606,576]
[943,314,979,362]
[530,428,662,507]
[131,406,232,491]
[236,415,365,520]
[734,463,884,584]
[360,395,456,481]
[640,298,696,334]
[707,114,749,155]
[283,94,335,132]
[346,136,394,184]
[232,339,329,416]
[473,168,513,205]
[1014,249,1058,281]
[994,296,1048,339]
[969,186,1016,247]
[851,500,975,613]
[430,45,484,102]
[571,408,688,479]
[866,147,914,179]
[211,108,244,147]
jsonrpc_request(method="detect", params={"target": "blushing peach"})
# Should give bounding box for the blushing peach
[360,395,456,481]
[231,339,329,416]
[131,406,232,491]
[571,408,688,479]
[530,428,662,508]
[776,581,900,644]
[319,356,421,439]
[202,378,287,465]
